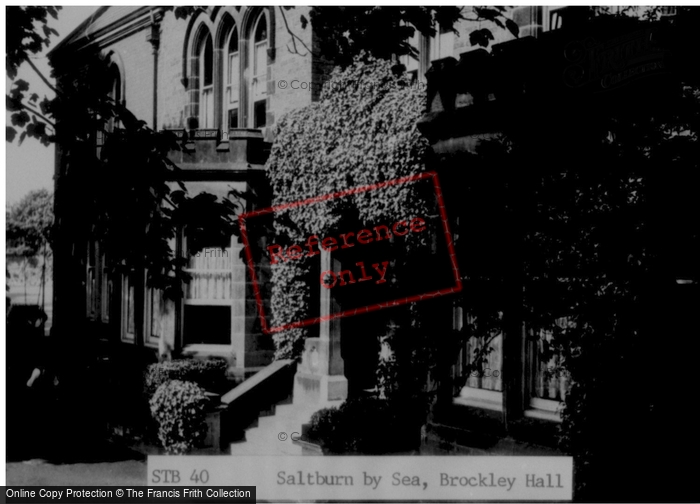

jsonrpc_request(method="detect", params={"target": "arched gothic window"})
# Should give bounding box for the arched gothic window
[186,10,273,132]
[224,25,240,129]
[249,13,268,128]
[106,63,122,132]
[199,32,214,128]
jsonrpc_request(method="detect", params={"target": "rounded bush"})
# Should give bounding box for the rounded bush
[307,396,422,454]
[149,380,209,455]
[144,358,228,398]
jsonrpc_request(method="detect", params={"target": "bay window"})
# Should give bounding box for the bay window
[452,307,570,420]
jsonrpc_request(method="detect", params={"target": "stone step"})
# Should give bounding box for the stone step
[272,401,343,420]
[224,361,344,457]
[233,402,342,456]
[231,428,303,456]
[256,411,314,431]
[245,419,304,444]
[229,441,302,456]
[232,440,303,456]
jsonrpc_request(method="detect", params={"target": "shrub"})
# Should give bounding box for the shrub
[307,406,349,454]
[307,396,423,454]
[149,380,209,454]
[144,359,229,398]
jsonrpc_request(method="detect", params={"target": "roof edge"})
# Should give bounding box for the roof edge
[48,6,110,60]
[48,6,159,60]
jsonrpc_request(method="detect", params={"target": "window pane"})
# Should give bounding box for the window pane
[254,14,267,43]
[228,108,238,129]
[228,53,239,92]
[249,14,268,128]
[459,332,503,393]
[127,279,135,334]
[86,267,95,316]
[202,35,213,87]
[228,26,238,54]
[149,289,161,340]
[201,87,214,128]
[226,26,240,130]
[86,242,97,317]
[254,42,267,83]
[111,65,121,103]
[121,274,136,342]
[254,100,266,128]
[101,253,110,322]
[530,319,571,402]
[187,246,233,301]
[198,32,214,128]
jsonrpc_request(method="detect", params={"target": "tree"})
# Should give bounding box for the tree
[430,9,700,500]
[299,6,518,67]
[6,6,241,332]
[6,189,54,305]
[6,189,53,256]
[6,6,60,146]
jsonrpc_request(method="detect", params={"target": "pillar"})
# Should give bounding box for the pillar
[292,249,348,405]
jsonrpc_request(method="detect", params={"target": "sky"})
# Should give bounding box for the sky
[4,6,100,206]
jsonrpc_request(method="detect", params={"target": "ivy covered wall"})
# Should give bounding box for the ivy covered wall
[264,56,432,359]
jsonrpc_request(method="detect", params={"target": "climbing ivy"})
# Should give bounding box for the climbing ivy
[265,56,431,359]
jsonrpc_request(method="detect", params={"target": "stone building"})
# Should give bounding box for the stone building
[47,7,698,473]
[49,6,331,377]
[46,4,573,448]
[46,5,532,379]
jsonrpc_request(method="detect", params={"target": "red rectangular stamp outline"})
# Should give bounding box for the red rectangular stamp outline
[238,171,462,334]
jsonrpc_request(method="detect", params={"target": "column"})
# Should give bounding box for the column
[292,249,348,405]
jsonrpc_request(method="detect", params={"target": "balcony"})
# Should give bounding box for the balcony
[165,128,271,178]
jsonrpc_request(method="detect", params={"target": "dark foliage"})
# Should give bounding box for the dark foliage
[307,396,424,454]
[309,6,516,67]
[143,358,230,398]
[7,7,242,303]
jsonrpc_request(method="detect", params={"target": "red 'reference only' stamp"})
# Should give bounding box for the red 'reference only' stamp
[238,171,462,334]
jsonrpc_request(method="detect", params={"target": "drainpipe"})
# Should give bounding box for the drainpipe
[148,9,162,130]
